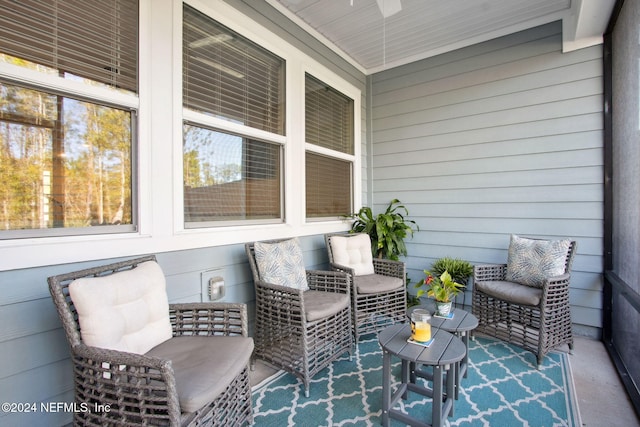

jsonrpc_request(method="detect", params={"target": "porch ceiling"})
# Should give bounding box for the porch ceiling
[268,0,616,74]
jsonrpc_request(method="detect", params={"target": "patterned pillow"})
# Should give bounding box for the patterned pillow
[254,238,309,291]
[506,235,571,288]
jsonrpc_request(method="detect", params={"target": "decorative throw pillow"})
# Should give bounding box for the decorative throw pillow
[254,238,309,291]
[330,234,375,276]
[505,235,571,288]
[69,261,173,354]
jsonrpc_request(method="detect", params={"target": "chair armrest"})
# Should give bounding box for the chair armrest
[542,273,572,295]
[170,303,249,337]
[254,279,304,308]
[540,273,572,311]
[545,272,571,285]
[72,343,181,425]
[372,258,405,279]
[253,279,306,327]
[473,264,508,282]
[307,270,351,296]
[254,279,304,298]
[73,342,173,372]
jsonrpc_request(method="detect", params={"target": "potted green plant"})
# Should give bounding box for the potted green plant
[430,257,473,307]
[346,199,418,261]
[345,199,420,305]
[430,257,473,289]
[415,270,465,317]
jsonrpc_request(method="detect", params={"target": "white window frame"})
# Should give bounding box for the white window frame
[0,0,151,270]
[0,0,360,270]
[303,69,361,221]
[174,0,361,239]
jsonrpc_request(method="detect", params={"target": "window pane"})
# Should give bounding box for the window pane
[305,74,354,219]
[305,152,351,218]
[0,0,138,93]
[305,73,354,154]
[183,125,282,225]
[183,5,285,135]
[0,83,133,236]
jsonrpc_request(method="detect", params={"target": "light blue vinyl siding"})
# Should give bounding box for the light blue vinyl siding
[370,21,604,333]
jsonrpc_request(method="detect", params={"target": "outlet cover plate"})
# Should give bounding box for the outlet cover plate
[201,268,224,302]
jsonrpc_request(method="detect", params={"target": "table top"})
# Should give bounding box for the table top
[408,306,479,333]
[378,323,466,366]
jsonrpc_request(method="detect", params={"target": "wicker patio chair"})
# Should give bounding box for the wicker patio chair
[245,238,353,397]
[48,255,254,427]
[325,233,406,341]
[472,236,577,367]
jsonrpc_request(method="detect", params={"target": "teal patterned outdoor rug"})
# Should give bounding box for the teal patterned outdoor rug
[252,334,581,426]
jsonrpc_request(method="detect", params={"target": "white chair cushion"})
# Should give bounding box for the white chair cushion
[254,238,309,291]
[330,234,375,276]
[505,235,571,288]
[69,261,173,354]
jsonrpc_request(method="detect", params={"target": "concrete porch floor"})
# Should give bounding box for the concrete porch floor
[571,336,639,426]
[249,335,640,426]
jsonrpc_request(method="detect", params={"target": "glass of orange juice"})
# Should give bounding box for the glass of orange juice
[410,309,432,343]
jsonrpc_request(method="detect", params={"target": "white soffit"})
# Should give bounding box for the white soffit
[268,0,616,74]
[562,0,617,52]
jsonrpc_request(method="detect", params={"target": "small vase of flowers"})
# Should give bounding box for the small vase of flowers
[415,270,465,317]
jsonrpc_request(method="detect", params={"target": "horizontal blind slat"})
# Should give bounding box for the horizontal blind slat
[305,73,353,154]
[0,0,138,93]
[305,152,351,218]
[183,4,285,136]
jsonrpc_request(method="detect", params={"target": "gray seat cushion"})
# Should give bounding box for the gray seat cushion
[354,274,403,294]
[303,290,350,321]
[475,280,542,306]
[147,335,254,413]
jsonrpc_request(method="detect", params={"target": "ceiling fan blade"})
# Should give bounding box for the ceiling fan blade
[376,0,402,18]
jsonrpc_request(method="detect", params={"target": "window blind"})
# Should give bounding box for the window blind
[305,73,354,154]
[183,4,285,135]
[305,73,354,218]
[0,0,138,93]
[305,152,351,218]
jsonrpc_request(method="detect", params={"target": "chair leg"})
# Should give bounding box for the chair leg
[536,351,543,369]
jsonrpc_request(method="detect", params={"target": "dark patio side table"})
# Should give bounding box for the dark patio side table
[378,323,466,427]
[408,306,479,399]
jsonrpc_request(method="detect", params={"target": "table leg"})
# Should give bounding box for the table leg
[409,361,416,383]
[433,365,443,427]
[446,363,456,416]
[454,331,469,400]
[402,360,411,399]
[382,350,391,427]
[462,332,470,378]
[454,361,460,400]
